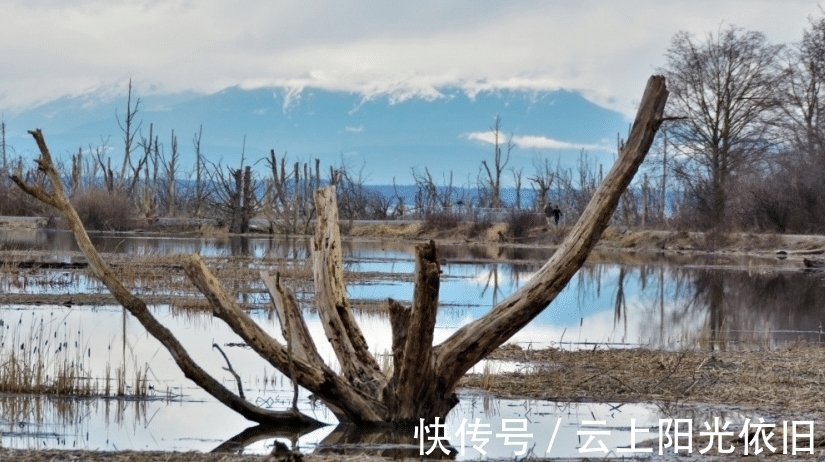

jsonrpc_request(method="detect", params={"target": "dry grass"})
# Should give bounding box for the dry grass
[463,344,825,420]
[70,189,136,231]
[0,314,150,398]
[418,211,462,234]
[0,251,320,308]
[505,210,545,240]
[0,317,95,396]
[347,222,419,239]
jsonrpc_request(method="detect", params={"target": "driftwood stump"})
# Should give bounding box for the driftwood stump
[13,75,668,427]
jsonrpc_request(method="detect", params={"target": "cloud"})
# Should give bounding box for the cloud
[344,125,364,133]
[0,0,821,114]
[465,131,607,152]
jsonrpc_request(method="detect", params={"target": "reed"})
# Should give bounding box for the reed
[0,316,152,398]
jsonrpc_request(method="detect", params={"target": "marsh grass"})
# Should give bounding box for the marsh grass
[3,251,402,317]
[0,316,151,398]
[420,211,461,233]
[463,343,825,422]
[505,209,545,240]
[466,215,493,239]
[0,315,93,396]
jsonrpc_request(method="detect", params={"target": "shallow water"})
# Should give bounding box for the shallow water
[0,389,785,459]
[1,230,823,457]
[3,230,822,350]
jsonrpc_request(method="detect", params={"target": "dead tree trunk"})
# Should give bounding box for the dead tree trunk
[241,165,253,233]
[228,168,243,233]
[11,130,324,430]
[188,75,668,425]
[13,75,667,428]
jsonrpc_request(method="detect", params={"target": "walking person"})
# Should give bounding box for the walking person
[543,202,554,226]
[551,205,562,226]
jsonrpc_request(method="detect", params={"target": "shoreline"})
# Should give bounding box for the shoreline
[9,216,825,261]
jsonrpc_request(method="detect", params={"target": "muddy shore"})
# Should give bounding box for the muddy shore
[345,220,825,261]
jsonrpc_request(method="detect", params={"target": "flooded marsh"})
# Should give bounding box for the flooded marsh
[1,229,824,458]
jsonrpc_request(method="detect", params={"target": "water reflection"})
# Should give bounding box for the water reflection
[0,390,776,459]
[0,230,314,260]
[2,231,824,351]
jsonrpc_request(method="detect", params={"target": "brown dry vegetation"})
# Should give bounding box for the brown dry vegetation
[346,220,825,260]
[464,344,825,421]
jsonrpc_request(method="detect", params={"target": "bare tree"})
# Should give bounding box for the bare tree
[1,117,6,176]
[753,11,825,232]
[94,82,149,198]
[336,161,388,221]
[208,137,260,233]
[137,123,158,216]
[263,150,321,234]
[660,129,669,223]
[529,157,556,212]
[662,25,782,229]
[159,130,180,216]
[193,125,207,217]
[390,177,406,218]
[777,13,825,159]
[70,147,82,195]
[13,76,667,426]
[118,80,140,187]
[512,168,523,209]
[412,167,455,215]
[566,150,601,220]
[480,115,514,209]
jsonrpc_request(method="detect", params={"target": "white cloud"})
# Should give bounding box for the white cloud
[344,125,364,133]
[0,0,821,114]
[465,131,607,152]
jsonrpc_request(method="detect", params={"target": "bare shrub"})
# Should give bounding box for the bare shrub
[71,188,135,230]
[701,228,731,251]
[506,209,545,239]
[0,181,44,216]
[420,210,461,233]
[467,214,493,239]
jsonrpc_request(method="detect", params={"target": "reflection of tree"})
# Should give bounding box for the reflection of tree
[725,271,824,345]
[645,265,825,349]
[613,267,627,341]
[506,262,535,287]
[574,264,601,312]
[637,263,649,291]
[316,424,455,459]
[230,236,249,257]
[691,270,726,351]
[212,424,307,453]
[658,266,665,346]
[480,263,500,305]
[214,423,456,459]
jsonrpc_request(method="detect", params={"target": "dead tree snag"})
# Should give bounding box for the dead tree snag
[13,75,667,428]
[11,129,323,429]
